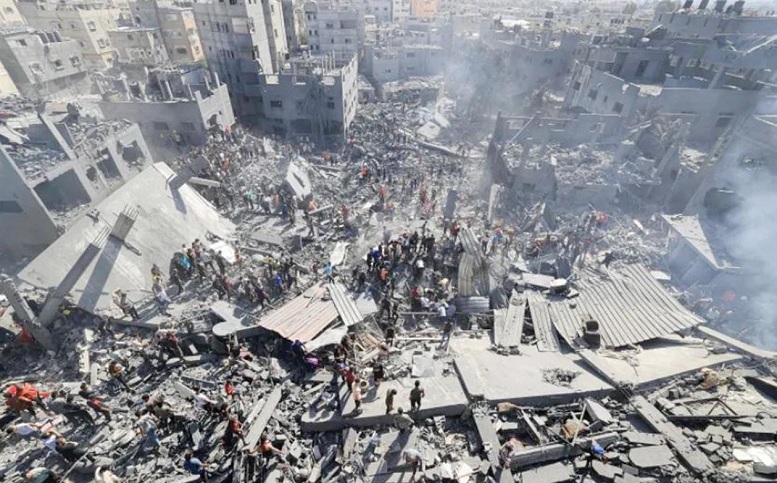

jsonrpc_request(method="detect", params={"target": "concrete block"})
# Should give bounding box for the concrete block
[629,445,674,469]
[520,462,573,483]
[592,460,622,481]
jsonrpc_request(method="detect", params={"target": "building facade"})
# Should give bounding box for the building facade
[409,0,437,19]
[303,1,359,66]
[98,67,235,158]
[16,1,121,70]
[0,0,26,26]
[0,27,90,98]
[193,0,287,122]
[257,54,358,141]
[128,0,205,64]
[108,26,170,66]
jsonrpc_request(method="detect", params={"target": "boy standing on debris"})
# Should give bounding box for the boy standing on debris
[409,381,425,412]
[385,389,397,414]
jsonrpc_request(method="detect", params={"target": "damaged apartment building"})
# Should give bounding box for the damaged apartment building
[0,100,153,259]
[97,66,235,158]
[362,18,450,93]
[564,9,776,148]
[0,26,91,98]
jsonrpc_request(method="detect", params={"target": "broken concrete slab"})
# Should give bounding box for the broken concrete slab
[632,395,714,475]
[629,445,675,469]
[622,431,665,446]
[520,462,573,483]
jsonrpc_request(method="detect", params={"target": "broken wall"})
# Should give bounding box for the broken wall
[0,146,60,259]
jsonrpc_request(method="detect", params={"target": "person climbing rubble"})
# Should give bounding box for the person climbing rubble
[112,289,139,320]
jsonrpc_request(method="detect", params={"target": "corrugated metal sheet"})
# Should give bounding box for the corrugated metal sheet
[494,294,526,348]
[459,253,489,296]
[329,282,364,327]
[459,228,482,256]
[256,283,339,342]
[530,264,703,348]
[525,292,562,352]
[454,296,490,314]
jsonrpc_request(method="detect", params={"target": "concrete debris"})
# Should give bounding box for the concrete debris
[2,9,777,483]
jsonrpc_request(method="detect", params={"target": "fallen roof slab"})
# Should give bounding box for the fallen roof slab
[18,163,234,314]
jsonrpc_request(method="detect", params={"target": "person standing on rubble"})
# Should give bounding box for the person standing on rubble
[323,262,335,283]
[184,451,211,481]
[440,318,453,351]
[373,362,385,389]
[215,251,227,276]
[108,360,133,393]
[352,379,363,414]
[409,381,425,412]
[152,279,171,316]
[222,415,247,449]
[402,448,424,481]
[136,412,160,450]
[385,389,398,414]
[113,290,139,320]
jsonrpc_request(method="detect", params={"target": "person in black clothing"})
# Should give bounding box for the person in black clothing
[55,437,89,463]
[373,362,385,389]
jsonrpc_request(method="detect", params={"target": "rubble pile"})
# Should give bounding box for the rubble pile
[2,83,777,483]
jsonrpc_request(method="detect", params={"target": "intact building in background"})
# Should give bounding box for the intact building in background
[303,1,360,66]
[0,0,26,26]
[128,0,205,64]
[16,0,122,70]
[0,27,91,98]
[193,0,288,122]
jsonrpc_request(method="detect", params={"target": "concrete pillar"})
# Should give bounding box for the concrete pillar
[120,76,132,100]
[37,226,109,326]
[212,70,221,87]
[161,79,174,100]
[0,275,56,350]
[708,66,726,89]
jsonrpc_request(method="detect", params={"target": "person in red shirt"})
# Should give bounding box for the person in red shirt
[224,380,235,398]
[222,415,246,449]
[340,366,356,391]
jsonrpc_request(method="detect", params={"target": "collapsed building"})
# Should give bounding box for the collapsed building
[2,3,777,483]
[97,67,236,159]
[0,100,153,259]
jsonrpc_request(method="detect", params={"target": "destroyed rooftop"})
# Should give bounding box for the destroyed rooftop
[3,3,777,483]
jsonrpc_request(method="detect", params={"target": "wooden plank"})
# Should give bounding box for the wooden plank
[244,386,283,448]
[632,395,714,475]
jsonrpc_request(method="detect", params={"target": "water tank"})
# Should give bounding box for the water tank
[698,0,710,9]
[714,0,726,12]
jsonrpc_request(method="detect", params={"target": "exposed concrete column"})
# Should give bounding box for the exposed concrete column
[36,227,110,326]
[708,66,726,89]
[0,275,56,350]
